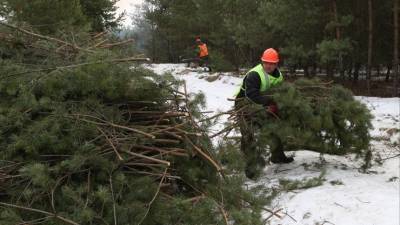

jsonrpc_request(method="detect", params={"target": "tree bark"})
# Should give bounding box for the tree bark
[353,63,361,83]
[367,0,373,95]
[347,62,353,80]
[393,0,399,96]
[303,65,310,77]
[386,64,392,82]
[332,0,344,80]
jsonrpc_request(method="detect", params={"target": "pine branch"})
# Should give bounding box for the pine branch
[184,136,223,172]
[0,202,80,225]
[137,167,168,225]
[210,123,239,138]
[98,39,134,48]
[109,174,118,225]
[3,57,151,79]
[70,114,156,139]
[97,127,124,161]
[122,149,171,166]
[0,21,93,53]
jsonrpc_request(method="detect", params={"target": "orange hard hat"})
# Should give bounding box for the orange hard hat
[261,48,279,63]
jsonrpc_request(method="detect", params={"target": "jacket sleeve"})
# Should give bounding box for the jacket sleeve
[244,72,273,106]
[195,45,200,56]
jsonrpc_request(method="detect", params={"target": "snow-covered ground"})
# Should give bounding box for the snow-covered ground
[145,63,400,225]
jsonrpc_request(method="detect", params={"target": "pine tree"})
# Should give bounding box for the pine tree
[1,0,120,34]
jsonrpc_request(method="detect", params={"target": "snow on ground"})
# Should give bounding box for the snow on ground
[145,63,400,225]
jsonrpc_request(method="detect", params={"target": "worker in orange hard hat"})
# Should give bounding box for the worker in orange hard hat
[195,37,211,71]
[234,48,293,179]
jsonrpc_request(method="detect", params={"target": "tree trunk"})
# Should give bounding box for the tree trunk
[377,65,381,79]
[340,62,345,81]
[303,65,309,77]
[311,63,317,77]
[332,0,341,40]
[290,66,296,77]
[347,65,353,81]
[327,65,334,78]
[151,24,156,62]
[353,63,361,83]
[332,0,344,79]
[386,64,392,82]
[393,0,399,96]
[366,0,373,95]
[167,39,173,62]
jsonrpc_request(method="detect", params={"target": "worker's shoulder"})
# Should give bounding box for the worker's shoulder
[245,71,261,84]
[246,71,260,79]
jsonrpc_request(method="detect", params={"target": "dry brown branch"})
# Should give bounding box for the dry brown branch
[215,188,229,225]
[184,136,222,172]
[181,195,205,203]
[99,39,134,48]
[149,121,189,135]
[3,57,151,78]
[263,207,283,222]
[70,114,156,139]
[105,121,156,139]
[163,131,184,140]
[137,167,168,225]
[92,31,108,39]
[0,202,80,225]
[84,170,91,209]
[97,127,124,161]
[153,138,181,145]
[0,21,93,53]
[209,123,239,138]
[109,174,117,225]
[123,149,171,166]
[51,175,69,213]
[266,108,281,120]
[173,127,202,137]
[89,39,108,49]
[129,145,187,157]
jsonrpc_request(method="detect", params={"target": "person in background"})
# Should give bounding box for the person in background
[195,37,211,71]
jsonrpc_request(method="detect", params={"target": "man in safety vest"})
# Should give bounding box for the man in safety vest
[195,38,211,71]
[235,48,293,179]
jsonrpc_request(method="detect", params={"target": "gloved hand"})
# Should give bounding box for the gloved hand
[266,103,279,115]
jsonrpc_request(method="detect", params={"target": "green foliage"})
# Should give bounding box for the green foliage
[138,0,395,76]
[210,50,236,72]
[258,79,373,156]
[279,171,326,191]
[317,38,353,65]
[0,49,269,224]
[2,0,88,34]
[217,139,246,172]
[79,0,119,32]
[1,0,119,34]
[329,180,344,185]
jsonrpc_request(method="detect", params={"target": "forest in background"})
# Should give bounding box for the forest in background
[131,0,399,96]
[1,0,399,96]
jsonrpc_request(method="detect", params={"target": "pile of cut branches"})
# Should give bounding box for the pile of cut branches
[0,23,270,225]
